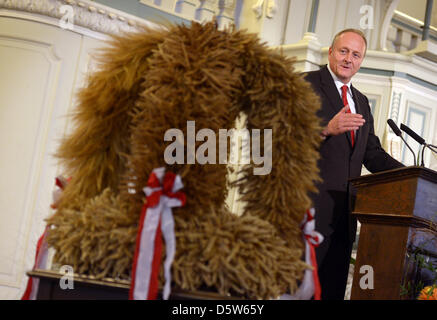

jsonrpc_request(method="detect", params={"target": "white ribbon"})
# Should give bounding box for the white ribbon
[26,229,50,300]
[23,176,65,300]
[132,168,184,300]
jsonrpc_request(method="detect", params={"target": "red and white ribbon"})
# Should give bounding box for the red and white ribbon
[129,167,186,300]
[280,208,324,300]
[50,176,69,209]
[21,176,68,300]
[21,227,50,300]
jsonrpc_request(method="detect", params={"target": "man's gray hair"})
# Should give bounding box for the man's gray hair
[331,29,367,54]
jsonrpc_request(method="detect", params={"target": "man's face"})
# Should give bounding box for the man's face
[328,32,366,84]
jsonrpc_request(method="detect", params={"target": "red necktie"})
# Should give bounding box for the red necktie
[341,85,355,147]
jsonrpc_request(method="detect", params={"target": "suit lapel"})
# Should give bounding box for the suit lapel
[320,66,343,114]
[320,66,353,147]
[351,85,363,149]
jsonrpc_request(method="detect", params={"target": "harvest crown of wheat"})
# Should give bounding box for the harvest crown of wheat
[42,21,322,299]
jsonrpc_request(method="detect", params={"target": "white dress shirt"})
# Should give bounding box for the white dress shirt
[327,64,357,114]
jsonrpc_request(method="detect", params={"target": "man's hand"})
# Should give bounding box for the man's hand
[322,105,365,137]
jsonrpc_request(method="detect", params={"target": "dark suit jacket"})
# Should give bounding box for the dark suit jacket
[304,66,403,261]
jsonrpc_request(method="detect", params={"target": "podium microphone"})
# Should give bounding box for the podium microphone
[400,123,437,166]
[399,123,424,145]
[387,119,416,166]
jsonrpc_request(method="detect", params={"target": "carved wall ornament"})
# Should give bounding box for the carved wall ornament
[252,0,276,19]
[379,0,400,51]
[0,0,152,35]
[389,91,402,133]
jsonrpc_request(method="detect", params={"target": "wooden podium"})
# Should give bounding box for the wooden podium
[350,166,437,300]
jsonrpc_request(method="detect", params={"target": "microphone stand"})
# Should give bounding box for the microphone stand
[420,143,437,167]
[399,123,435,167]
[401,135,417,166]
[421,145,425,167]
[387,119,417,166]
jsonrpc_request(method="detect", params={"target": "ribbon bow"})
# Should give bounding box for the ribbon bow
[130,168,186,300]
[280,208,324,300]
[144,168,186,209]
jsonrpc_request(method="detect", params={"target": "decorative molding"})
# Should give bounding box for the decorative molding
[402,105,424,164]
[141,0,237,26]
[389,136,402,161]
[0,0,155,35]
[387,91,402,160]
[265,0,276,19]
[252,0,276,19]
[379,0,400,51]
[368,98,377,115]
[0,33,66,291]
[405,40,437,64]
[389,91,402,130]
[393,10,437,36]
[278,32,322,72]
[405,103,427,137]
[215,0,236,28]
[218,0,237,17]
[252,0,263,19]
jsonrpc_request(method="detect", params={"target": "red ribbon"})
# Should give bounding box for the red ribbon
[50,176,70,209]
[21,228,48,300]
[129,203,163,300]
[129,170,185,300]
[145,172,185,208]
[304,209,322,300]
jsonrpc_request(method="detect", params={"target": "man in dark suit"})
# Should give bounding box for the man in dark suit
[304,29,404,300]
